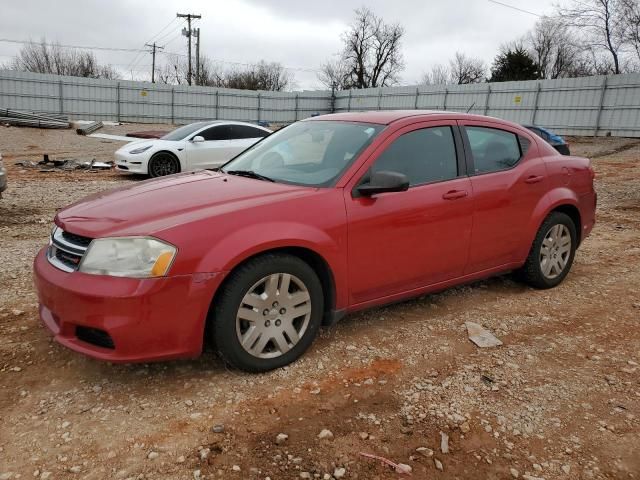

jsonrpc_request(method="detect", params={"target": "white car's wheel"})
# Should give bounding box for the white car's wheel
[148,152,180,177]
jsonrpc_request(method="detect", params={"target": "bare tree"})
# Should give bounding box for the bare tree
[526,16,583,79]
[223,61,294,91]
[420,64,449,85]
[11,40,119,79]
[160,56,294,91]
[622,0,640,66]
[449,52,486,84]
[557,0,626,74]
[319,7,404,89]
[318,59,350,90]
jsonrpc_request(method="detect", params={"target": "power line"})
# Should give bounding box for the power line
[0,37,146,52]
[126,17,183,74]
[0,36,321,75]
[486,0,542,17]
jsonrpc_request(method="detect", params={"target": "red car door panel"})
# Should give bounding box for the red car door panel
[459,121,548,273]
[344,121,473,306]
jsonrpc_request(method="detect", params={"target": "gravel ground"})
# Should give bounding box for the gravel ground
[0,125,639,480]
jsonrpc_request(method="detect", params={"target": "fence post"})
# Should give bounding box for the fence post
[443,88,448,110]
[58,80,63,115]
[330,87,336,113]
[594,76,608,137]
[215,91,219,120]
[116,82,121,123]
[483,84,491,116]
[531,82,541,124]
[294,93,299,121]
[347,90,352,112]
[170,87,175,124]
[257,92,261,122]
[414,87,420,109]
[377,88,382,110]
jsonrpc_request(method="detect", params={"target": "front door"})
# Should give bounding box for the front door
[345,122,473,306]
[186,125,238,169]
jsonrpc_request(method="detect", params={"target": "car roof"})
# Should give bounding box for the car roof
[306,110,519,126]
[190,120,270,130]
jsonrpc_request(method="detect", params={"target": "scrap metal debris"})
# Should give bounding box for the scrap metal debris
[88,133,135,142]
[465,321,503,348]
[126,130,169,139]
[359,452,412,475]
[0,108,70,129]
[15,154,113,172]
[76,121,103,135]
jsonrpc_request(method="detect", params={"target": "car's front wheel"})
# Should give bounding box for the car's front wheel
[210,253,324,372]
[518,211,577,289]
[148,152,180,177]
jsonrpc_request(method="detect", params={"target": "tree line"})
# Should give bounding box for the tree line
[4,0,640,90]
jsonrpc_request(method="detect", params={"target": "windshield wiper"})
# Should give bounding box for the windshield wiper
[225,170,275,182]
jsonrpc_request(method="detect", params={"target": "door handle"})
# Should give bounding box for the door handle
[442,190,468,200]
[524,175,544,184]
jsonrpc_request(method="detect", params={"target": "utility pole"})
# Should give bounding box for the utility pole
[194,28,200,86]
[177,12,201,86]
[145,42,164,83]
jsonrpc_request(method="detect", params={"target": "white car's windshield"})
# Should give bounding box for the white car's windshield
[221,121,383,187]
[161,122,210,141]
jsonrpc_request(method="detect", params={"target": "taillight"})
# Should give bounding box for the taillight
[588,162,596,180]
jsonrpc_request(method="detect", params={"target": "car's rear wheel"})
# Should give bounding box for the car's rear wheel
[210,253,324,372]
[148,152,180,177]
[518,211,577,289]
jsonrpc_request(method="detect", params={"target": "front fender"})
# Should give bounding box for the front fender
[195,221,348,308]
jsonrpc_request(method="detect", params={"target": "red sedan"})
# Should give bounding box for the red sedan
[33,111,596,372]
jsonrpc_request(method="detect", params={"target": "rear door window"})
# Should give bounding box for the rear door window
[231,125,269,139]
[464,126,522,174]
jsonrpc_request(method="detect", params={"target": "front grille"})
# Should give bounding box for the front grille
[76,326,115,349]
[62,231,92,247]
[47,227,93,273]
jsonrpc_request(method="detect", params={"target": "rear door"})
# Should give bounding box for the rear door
[344,121,473,306]
[459,121,547,273]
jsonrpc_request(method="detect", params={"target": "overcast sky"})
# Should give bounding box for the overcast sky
[0,0,557,89]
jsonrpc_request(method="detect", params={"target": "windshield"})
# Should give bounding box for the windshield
[161,122,210,141]
[221,121,383,187]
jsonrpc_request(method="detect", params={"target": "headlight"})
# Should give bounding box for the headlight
[129,145,152,154]
[79,237,177,278]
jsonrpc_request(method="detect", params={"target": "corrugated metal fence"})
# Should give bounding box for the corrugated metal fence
[2,69,640,136]
[0,70,331,124]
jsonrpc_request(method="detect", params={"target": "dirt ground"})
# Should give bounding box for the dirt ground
[0,125,639,480]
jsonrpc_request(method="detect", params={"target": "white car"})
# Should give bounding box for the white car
[115,121,272,177]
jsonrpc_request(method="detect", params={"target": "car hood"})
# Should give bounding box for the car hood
[115,139,178,152]
[55,171,316,238]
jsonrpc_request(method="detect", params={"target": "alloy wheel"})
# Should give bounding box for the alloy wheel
[235,273,312,359]
[150,154,178,176]
[539,224,572,279]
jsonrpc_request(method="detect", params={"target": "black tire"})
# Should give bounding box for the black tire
[148,152,180,177]
[210,253,324,372]
[517,211,577,289]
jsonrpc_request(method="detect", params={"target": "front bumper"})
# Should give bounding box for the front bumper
[33,248,223,363]
[115,150,148,174]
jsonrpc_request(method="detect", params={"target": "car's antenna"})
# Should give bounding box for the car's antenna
[466,102,476,113]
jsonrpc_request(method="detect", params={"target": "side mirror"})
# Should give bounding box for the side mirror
[357,170,409,197]
[192,135,205,143]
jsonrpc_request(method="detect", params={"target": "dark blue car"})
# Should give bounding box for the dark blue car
[523,125,570,155]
